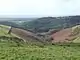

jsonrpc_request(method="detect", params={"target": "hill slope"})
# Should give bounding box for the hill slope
[21,16,80,33]
[11,27,45,44]
[0,25,80,60]
[0,25,45,45]
[51,25,80,43]
[0,25,25,47]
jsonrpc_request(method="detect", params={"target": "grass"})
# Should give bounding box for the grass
[0,41,80,60]
[0,37,80,60]
[0,24,20,38]
[0,24,13,37]
[0,24,80,60]
[0,36,80,60]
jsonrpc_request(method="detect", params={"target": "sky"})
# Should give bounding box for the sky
[0,0,80,17]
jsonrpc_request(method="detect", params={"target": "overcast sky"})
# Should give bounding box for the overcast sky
[0,0,80,17]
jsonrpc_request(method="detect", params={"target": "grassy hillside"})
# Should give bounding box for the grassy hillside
[70,25,80,43]
[0,42,80,60]
[0,25,24,46]
[0,25,80,60]
[0,25,45,45]
[0,25,12,37]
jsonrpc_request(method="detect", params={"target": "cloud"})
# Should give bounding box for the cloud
[53,0,80,16]
[0,0,80,17]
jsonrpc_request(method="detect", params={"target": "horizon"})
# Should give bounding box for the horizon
[0,15,80,18]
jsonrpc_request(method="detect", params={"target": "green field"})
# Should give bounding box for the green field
[0,41,80,60]
[0,25,80,60]
[0,36,80,60]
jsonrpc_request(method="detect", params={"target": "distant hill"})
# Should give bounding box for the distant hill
[21,16,80,33]
[1,16,80,33]
[21,17,64,33]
